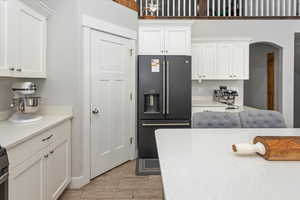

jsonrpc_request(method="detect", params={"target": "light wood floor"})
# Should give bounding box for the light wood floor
[60,160,163,200]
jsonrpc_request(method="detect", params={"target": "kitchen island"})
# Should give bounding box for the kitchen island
[156,128,300,200]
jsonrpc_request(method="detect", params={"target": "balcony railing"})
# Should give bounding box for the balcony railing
[138,0,300,18]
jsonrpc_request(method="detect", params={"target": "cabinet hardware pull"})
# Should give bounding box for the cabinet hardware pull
[9,67,15,71]
[44,154,49,158]
[166,60,170,114]
[50,150,54,154]
[92,108,100,114]
[162,60,166,114]
[42,134,53,142]
[16,68,22,72]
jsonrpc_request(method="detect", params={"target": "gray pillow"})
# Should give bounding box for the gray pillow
[192,112,242,128]
[239,110,287,128]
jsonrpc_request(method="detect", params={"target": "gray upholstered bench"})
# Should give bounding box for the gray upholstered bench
[192,110,286,128]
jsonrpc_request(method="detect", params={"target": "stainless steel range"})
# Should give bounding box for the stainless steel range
[0,146,8,200]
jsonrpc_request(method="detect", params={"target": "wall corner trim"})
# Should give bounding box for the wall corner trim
[82,14,137,40]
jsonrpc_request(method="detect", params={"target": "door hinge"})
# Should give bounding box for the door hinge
[130,137,134,145]
[130,93,133,101]
[130,49,134,56]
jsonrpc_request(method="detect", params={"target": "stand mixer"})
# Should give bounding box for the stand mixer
[8,82,42,123]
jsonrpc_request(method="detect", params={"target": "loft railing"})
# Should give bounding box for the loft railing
[138,0,300,18]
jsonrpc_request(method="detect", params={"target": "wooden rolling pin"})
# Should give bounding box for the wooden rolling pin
[233,136,300,161]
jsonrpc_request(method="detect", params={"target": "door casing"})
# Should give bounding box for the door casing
[80,17,137,189]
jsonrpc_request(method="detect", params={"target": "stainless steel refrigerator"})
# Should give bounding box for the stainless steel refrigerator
[137,55,191,175]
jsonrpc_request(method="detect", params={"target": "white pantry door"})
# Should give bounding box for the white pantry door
[90,30,131,178]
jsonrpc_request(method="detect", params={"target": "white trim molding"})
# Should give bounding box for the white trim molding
[82,15,137,40]
[192,37,253,43]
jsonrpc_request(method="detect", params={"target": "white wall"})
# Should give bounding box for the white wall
[192,80,244,105]
[192,20,300,127]
[80,0,138,30]
[34,0,83,177]
[0,78,13,111]
[244,43,282,111]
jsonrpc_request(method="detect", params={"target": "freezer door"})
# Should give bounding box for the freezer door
[138,56,166,120]
[138,120,191,158]
[165,56,192,120]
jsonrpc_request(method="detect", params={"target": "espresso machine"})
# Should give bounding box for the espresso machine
[214,86,239,108]
[8,82,42,123]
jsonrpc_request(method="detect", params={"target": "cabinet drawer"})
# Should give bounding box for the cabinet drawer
[8,120,71,168]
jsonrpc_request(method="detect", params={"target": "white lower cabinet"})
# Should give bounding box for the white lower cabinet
[8,120,71,200]
[9,149,47,200]
[46,137,71,200]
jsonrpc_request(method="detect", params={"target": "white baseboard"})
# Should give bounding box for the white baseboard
[68,176,90,189]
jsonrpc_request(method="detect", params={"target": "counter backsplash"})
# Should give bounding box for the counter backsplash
[192,80,244,106]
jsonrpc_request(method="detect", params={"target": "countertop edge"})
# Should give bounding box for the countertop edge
[5,115,73,150]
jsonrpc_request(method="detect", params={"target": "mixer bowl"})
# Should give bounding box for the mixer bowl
[13,97,41,114]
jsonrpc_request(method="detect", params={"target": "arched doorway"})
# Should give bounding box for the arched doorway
[244,42,283,112]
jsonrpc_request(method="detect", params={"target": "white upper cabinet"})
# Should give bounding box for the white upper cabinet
[164,26,191,55]
[139,26,164,55]
[17,2,47,77]
[0,0,7,76]
[231,42,249,79]
[192,39,250,80]
[198,43,217,79]
[1,0,48,78]
[139,22,192,55]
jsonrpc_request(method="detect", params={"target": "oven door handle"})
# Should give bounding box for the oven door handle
[0,172,8,185]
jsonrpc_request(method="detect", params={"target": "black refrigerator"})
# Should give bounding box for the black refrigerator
[137,55,191,175]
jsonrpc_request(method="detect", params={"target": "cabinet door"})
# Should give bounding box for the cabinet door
[15,1,47,78]
[192,45,199,80]
[216,42,232,79]
[46,137,71,200]
[6,0,19,75]
[0,0,8,76]
[231,42,249,79]
[198,43,217,79]
[164,26,191,55]
[9,150,47,200]
[139,26,164,55]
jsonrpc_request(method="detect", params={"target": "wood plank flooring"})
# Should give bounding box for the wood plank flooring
[59,160,163,200]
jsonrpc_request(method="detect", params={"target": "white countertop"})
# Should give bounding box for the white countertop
[0,114,72,150]
[192,99,227,107]
[156,128,300,200]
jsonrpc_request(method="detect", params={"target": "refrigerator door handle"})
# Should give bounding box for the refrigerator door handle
[162,60,166,114]
[166,60,170,114]
[142,123,190,127]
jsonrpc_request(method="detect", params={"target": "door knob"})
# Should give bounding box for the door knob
[92,108,100,114]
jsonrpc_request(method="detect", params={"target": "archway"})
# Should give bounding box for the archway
[244,42,283,112]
